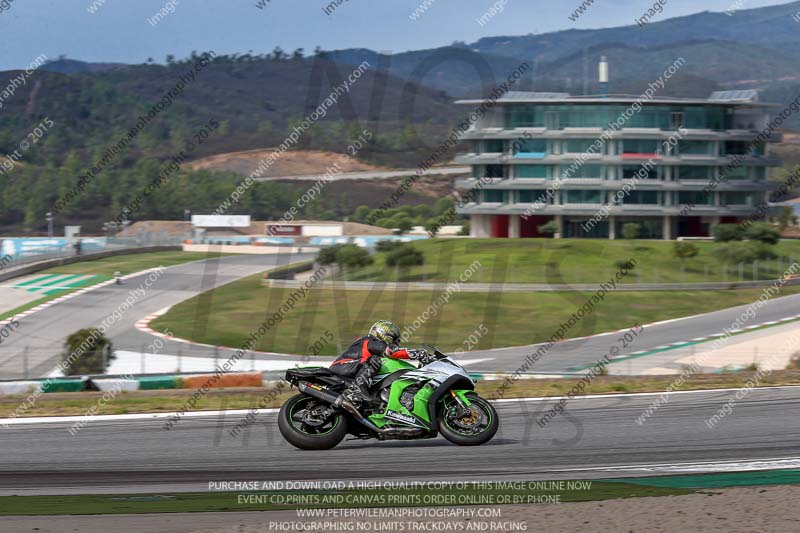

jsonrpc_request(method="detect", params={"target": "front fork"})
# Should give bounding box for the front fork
[449,389,473,418]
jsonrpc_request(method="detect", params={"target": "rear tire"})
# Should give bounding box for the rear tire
[438,393,499,446]
[278,393,348,450]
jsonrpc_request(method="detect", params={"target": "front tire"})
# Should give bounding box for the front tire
[278,393,348,450]
[438,393,499,446]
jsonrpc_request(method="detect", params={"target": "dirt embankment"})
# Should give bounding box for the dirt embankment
[189,149,385,177]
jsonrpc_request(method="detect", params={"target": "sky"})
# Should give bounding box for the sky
[0,0,788,70]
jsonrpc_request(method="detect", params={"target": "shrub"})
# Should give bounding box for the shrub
[538,220,560,235]
[375,240,403,253]
[621,223,641,240]
[458,221,470,236]
[614,259,636,271]
[673,241,699,266]
[335,244,373,268]
[317,244,344,265]
[712,224,743,243]
[386,245,425,268]
[61,328,114,375]
[743,222,780,245]
[713,241,758,264]
[751,242,777,260]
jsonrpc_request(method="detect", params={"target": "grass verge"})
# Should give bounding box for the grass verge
[330,238,800,284]
[2,370,799,417]
[150,270,800,353]
[0,481,694,515]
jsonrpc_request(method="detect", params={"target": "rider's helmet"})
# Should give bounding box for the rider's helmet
[368,320,401,345]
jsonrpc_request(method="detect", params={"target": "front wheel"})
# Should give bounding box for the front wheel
[438,392,499,446]
[278,393,348,450]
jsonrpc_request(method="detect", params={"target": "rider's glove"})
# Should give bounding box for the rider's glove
[409,349,433,363]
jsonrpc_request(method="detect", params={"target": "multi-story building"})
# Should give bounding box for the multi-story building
[454,91,782,239]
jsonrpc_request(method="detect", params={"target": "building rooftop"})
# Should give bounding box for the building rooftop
[456,90,779,107]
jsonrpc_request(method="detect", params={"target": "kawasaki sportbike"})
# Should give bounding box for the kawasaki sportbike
[279,345,499,450]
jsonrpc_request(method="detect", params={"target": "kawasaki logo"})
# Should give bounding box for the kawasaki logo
[386,410,418,425]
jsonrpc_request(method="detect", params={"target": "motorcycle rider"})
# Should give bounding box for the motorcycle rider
[329,320,425,405]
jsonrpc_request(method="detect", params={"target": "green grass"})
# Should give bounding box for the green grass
[0,251,218,320]
[40,251,215,277]
[331,239,800,284]
[4,370,800,418]
[0,482,694,515]
[151,271,800,353]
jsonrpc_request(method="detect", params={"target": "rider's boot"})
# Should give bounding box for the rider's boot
[342,359,380,406]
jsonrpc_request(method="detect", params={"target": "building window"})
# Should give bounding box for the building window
[513,138,547,155]
[671,112,684,129]
[516,165,549,178]
[545,111,560,130]
[484,190,505,203]
[564,164,605,179]
[484,139,504,153]
[622,165,658,180]
[564,139,597,154]
[677,166,711,180]
[678,191,714,205]
[565,190,603,204]
[518,190,546,203]
[721,192,753,205]
[721,166,749,180]
[623,191,660,204]
[678,141,713,155]
[485,165,505,178]
[622,139,660,154]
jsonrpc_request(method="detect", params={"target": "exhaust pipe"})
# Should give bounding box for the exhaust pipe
[298,382,424,437]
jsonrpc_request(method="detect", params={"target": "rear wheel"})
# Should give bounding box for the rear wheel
[438,392,498,446]
[278,393,348,450]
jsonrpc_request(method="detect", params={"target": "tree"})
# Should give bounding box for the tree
[386,245,425,268]
[743,222,780,245]
[375,240,403,253]
[271,46,286,61]
[335,244,373,268]
[538,220,560,236]
[713,241,758,264]
[352,205,371,223]
[712,224,742,242]
[424,218,441,236]
[395,217,414,234]
[291,48,305,60]
[621,223,641,240]
[434,197,454,215]
[775,206,798,231]
[61,328,114,375]
[673,241,699,268]
[317,244,344,265]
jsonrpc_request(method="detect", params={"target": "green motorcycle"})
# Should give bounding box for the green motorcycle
[279,345,499,450]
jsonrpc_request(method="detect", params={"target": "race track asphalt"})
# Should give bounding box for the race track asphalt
[2,253,799,378]
[1,387,798,495]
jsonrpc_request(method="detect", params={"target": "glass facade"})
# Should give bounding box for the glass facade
[678,191,714,205]
[623,139,660,154]
[565,190,603,204]
[517,190,546,203]
[505,104,732,130]
[622,164,658,180]
[564,139,597,153]
[678,140,713,155]
[623,191,660,204]
[516,165,549,178]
